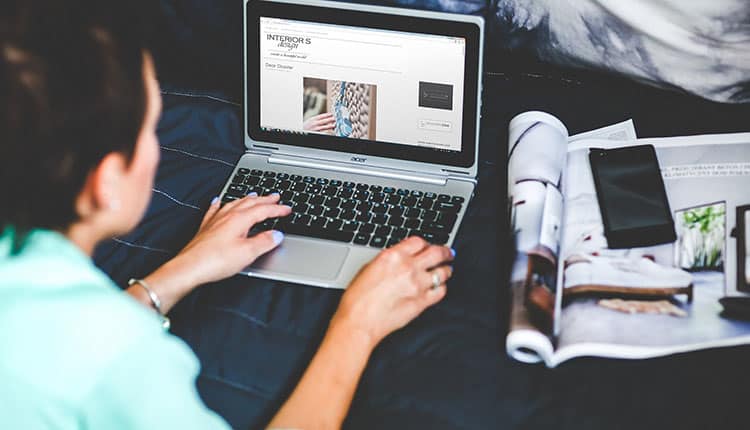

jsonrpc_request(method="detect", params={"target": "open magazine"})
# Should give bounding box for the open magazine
[506,111,750,367]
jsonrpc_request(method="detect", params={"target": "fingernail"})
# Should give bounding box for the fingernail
[450,248,456,257]
[248,192,258,197]
[271,192,280,197]
[211,196,219,205]
[271,230,284,245]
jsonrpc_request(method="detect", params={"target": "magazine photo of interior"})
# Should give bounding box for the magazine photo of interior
[675,202,726,272]
[302,77,377,140]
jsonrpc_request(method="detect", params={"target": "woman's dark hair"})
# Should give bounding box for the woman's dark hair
[0,0,156,245]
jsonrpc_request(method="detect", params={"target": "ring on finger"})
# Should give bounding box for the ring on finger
[431,271,441,290]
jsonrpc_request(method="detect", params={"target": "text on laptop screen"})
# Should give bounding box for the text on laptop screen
[259,17,466,153]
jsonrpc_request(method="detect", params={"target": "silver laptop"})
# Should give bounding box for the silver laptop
[219,0,484,289]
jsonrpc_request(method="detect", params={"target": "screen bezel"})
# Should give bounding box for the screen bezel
[589,144,677,249]
[246,1,481,168]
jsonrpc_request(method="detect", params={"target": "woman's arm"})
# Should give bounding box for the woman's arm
[268,237,453,429]
[127,193,291,313]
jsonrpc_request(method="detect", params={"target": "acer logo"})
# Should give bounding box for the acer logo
[351,157,367,163]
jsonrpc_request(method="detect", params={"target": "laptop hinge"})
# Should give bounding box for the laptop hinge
[267,154,448,186]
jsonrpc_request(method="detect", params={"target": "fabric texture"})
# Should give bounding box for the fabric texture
[0,228,229,429]
[153,0,749,103]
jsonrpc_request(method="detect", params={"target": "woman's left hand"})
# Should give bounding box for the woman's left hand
[174,193,292,285]
[132,193,291,313]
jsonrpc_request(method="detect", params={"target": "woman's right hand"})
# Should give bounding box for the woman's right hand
[331,236,455,347]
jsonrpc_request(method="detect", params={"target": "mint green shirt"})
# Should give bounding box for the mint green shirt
[0,229,230,429]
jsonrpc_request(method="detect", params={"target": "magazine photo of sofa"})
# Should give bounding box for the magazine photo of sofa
[302,77,377,140]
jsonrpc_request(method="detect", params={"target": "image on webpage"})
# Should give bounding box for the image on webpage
[259,17,466,152]
[303,78,378,140]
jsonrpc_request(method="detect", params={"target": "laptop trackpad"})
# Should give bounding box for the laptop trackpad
[250,237,349,280]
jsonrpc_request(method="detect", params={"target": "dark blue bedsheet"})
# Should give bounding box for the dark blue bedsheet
[95,69,750,429]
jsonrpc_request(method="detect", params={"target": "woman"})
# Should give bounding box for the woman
[0,1,454,428]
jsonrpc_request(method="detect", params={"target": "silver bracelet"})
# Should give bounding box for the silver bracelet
[128,278,171,330]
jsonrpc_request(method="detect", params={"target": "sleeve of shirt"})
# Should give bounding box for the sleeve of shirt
[79,326,231,430]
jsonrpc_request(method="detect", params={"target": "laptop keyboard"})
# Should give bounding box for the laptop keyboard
[221,168,465,248]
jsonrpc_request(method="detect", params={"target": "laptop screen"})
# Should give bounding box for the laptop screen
[246,1,481,168]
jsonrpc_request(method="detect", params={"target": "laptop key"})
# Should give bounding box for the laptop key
[221,195,238,204]
[324,207,341,219]
[292,193,309,203]
[355,212,371,223]
[343,181,356,189]
[356,183,369,191]
[245,176,261,186]
[291,182,307,192]
[370,192,386,204]
[309,195,326,205]
[452,196,465,204]
[340,199,356,210]
[404,218,421,229]
[308,205,324,217]
[260,178,276,188]
[342,221,360,232]
[231,174,245,184]
[263,171,276,178]
[369,235,387,248]
[324,197,341,208]
[386,237,402,248]
[402,196,418,207]
[293,203,309,214]
[391,227,408,239]
[434,202,461,212]
[388,205,404,217]
[239,168,252,175]
[341,210,356,221]
[276,173,289,180]
[227,184,247,196]
[412,230,449,245]
[310,216,327,228]
[372,203,388,214]
[338,188,354,199]
[375,225,392,236]
[372,214,388,225]
[353,233,371,245]
[250,169,263,176]
[422,210,438,223]
[327,219,343,230]
[387,217,404,228]
[397,189,409,196]
[423,221,451,233]
[303,176,316,183]
[437,194,451,202]
[386,195,401,205]
[290,174,302,181]
[359,223,375,234]
[405,208,421,218]
[438,212,458,229]
[418,198,434,210]
[329,179,343,187]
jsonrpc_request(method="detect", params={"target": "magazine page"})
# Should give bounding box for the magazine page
[505,113,637,365]
[550,133,750,367]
